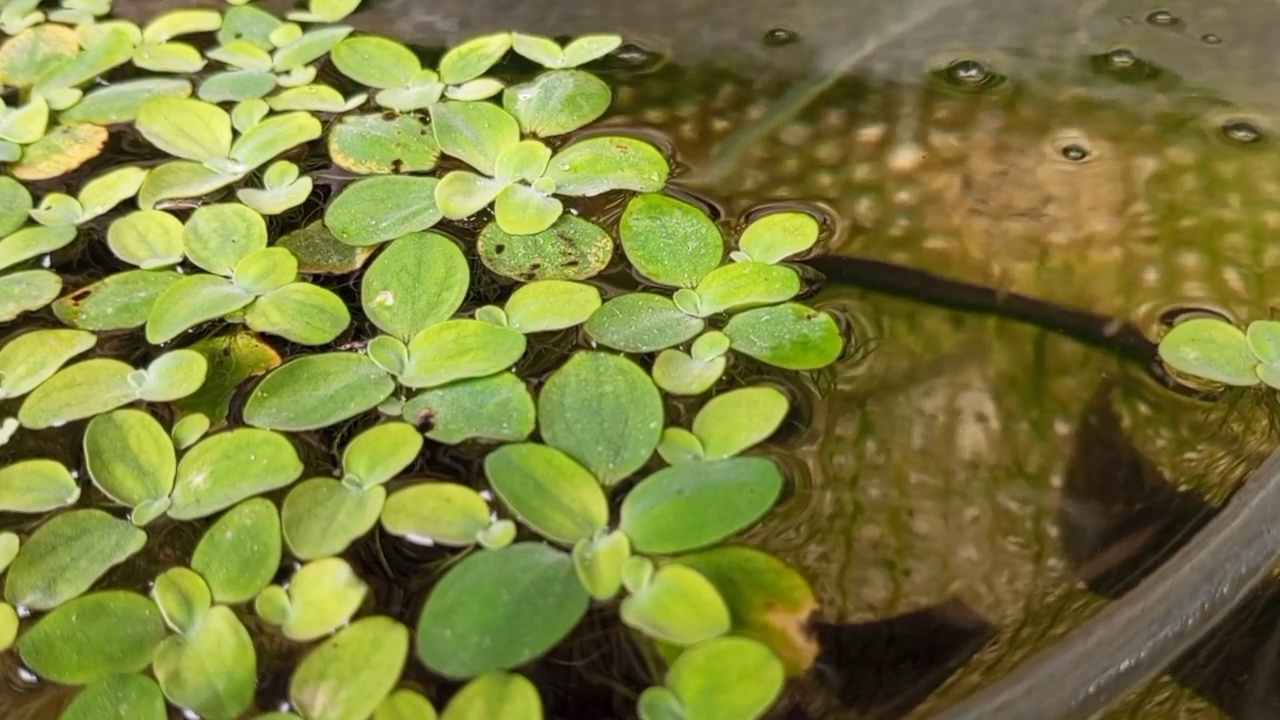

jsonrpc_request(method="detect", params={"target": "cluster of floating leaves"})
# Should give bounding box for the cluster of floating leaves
[0,1,845,719]
[1159,316,1280,390]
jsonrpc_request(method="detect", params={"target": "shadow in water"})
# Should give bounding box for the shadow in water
[1057,384,1280,719]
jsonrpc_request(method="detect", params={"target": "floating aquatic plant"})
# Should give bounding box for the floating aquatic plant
[0,3,850,719]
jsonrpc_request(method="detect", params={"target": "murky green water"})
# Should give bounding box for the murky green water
[7,2,1280,718]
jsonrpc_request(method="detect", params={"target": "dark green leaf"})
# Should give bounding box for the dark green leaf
[18,591,165,684]
[485,443,608,545]
[325,175,442,246]
[723,303,844,370]
[402,372,536,444]
[244,352,395,431]
[477,215,613,282]
[6,509,147,610]
[585,293,705,353]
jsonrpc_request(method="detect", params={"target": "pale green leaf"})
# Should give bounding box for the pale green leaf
[290,616,408,720]
[151,567,212,635]
[330,35,418,89]
[169,428,303,520]
[342,421,422,488]
[401,319,527,389]
[545,136,670,196]
[691,386,789,459]
[244,282,351,345]
[108,210,185,269]
[136,160,238,210]
[0,224,77,272]
[585,293,704,354]
[663,636,785,720]
[60,674,167,720]
[381,482,490,547]
[153,605,256,720]
[438,32,511,85]
[691,262,801,316]
[191,498,282,604]
[282,478,384,561]
[197,69,278,103]
[723,303,844,370]
[485,443,608,545]
[493,182,563,235]
[502,70,610,137]
[17,358,136,430]
[233,246,298,295]
[737,211,820,264]
[503,280,600,333]
[430,100,519,176]
[277,557,367,641]
[84,409,176,522]
[324,175,441,246]
[619,193,722,288]
[360,231,469,340]
[60,78,193,125]
[53,270,182,331]
[572,529,630,601]
[132,41,207,74]
[17,591,165,684]
[243,352,395,431]
[5,509,147,610]
[619,564,730,646]
[229,110,322,170]
[0,328,96,399]
[435,169,508,219]
[652,350,725,397]
[441,672,542,720]
[144,274,255,345]
[0,458,79,512]
[136,97,232,162]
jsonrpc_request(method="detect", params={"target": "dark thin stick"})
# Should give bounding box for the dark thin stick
[802,255,1159,368]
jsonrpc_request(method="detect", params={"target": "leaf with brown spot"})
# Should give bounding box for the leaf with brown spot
[11,124,108,181]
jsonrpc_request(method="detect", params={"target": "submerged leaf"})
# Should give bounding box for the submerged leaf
[5,509,147,610]
[191,498,282,604]
[277,220,374,274]
[169,428,303,519]
[174,330,280,426]
[244,352,395,431]
[417,543,588,679]
[17,591,165,684]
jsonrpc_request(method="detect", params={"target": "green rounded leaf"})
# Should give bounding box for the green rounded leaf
[1159,318,1260,386]
[493,183,563,235]
[619,564,730,646]
[435,169,508,220]
[6,509,147,610]
[18,591,165,684]
[0,269,60,322]
[0,225,77,272]
[656,427,706,466]
[244,352,395,431]
[402,320,527,389]
[191,498,282,604]
[691,262,800,317]
[0,533,18,575]
[60,78,193,125]
[723,303,844,370]
[431,100,519,176]
[272,25,353,73]
[234,246,298,295]
[438,32,511,85]
[441,672,542,720]
[485,443,608,545]
[0,176,31,237]
[137,349,209,402]
[137,160,237,210]
[53,270,182,331]
[652,350,725,397]
[538,352,663,485]
[477,215,613,282]
[504,280,601,333]
[572,530,630,601]
[219,5,283,50]
[11,123,108,181]
[153,605,256,720]
[417,543,589,679]
[245,282,351,345]
[283,478,385,560]
[17,358,136,430]
[361,231,469,340]
[620,457,783,555]
[229,111,322,170]
[0,458,79,512]
[673,546,818,676]
[737,212,819,264]
[585,293,705,354]
[0,24,80,88]
[401,372,536,445]
[61,674,167,720]
[0,328,95,399]
[325,175,442,246]
[169,428,302,520]
[184,203,269,276]
[381,482,491,547]
[84,409,176,523]
[377,689,439,720]
[328,112,439,174]
[275,557,368,641]
[136,97,232,162]
[663,636,785,720]
[503,70,610,137]
[343,422,423,488]
[619,193,722,288]
[290,616,409,720]
[330,36,420,89]
[544,136,670,197]
[152,567,212,635]
[691,386,789,460]
[200,71,278,104]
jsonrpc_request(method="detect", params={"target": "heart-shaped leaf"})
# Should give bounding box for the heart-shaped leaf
[244,352,395,431]
[651,349,726,397]
[184,202,269,275]
[691,386,789,460]
[538,352,663,485]
[153,605,256,720]
[737,211,820,264]
[417,543,588,679]
[169,428,302,520]
[503,280,601,333]
[493,182,563,235]
[620,457,783,555]
[431,100,519,176]
[485,443,609,545]
[152,567,212,635]
[572,530,630,601]
[270,557,368,641]
[435,169,509,219]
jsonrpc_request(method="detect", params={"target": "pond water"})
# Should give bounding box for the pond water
[5,1,1280,719]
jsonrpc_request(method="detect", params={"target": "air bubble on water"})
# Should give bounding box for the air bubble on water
[50,420,65,428]
[479,489,493,501]
[16,667,37,683]
[1146,9,1180,27]
[947,60,988,85]
[762,27,799,47]
[1201,33,1222,44]
[182,709,200,720]
[69,469,79,479]
[1061,144,1090,161]
[1106,49,1137,68]
[39,255,50,267]
[1222,120,1262,144]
